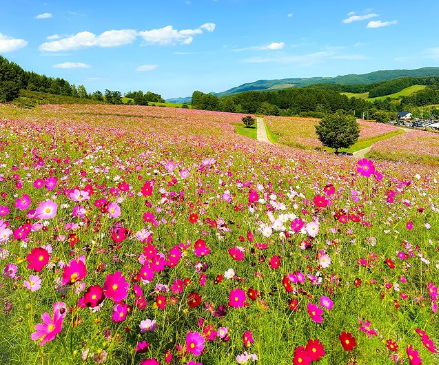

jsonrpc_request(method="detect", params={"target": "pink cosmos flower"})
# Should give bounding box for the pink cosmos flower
[112,303,128,322]
[139,265,155,282]
[69,189,90,202]
[33,179,44,189]
[45,177,57,191]
[406,221,413,230]
[139,359,160,365]
[228,247,245,261]
[248,191,259,203]
[427,282,438,301]
[357,158,375,177]
[15,194,31,210]
[307,303,323,323]
[139,319,157,333]
[103,271,129,302]
[0,206,9,218]
[61,259,87,285]
[229,288,246,308]
[135,340,150,353]
[35,200,58,220]
[319,254,331,268]
[31,309,64,346]
[358,318,378,338]
[0,225,13,243]
[24,274,41,292]
[186,331,205,356]
[180,169,189,179]
[305,221,319,238]
[319,296,334,310]
[3,263,17,278]
[107,202,121,218]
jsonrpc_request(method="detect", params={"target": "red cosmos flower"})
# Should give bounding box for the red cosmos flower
[339,332,357,351]
[354,278,362,287]
[247,287,259,301]
[313,195,329,208]
[386,339,398,352]
[83,285,104,308]
[269,255,281,269]
[187,292,201,308]
[305,339,325,361]
[293,346,311,365]
[68,233,79,248]
[282,275,293,292]
[385,258,396,269]
[289,298,299,311]
[228,247,244,261]
[156,295,167,309]
[189,213,198,224]
[26,247,50,272]
[214,274,223,284]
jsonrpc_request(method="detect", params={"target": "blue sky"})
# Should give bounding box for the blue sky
[1,0,439,99]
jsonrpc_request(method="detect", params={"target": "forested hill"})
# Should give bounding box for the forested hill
[167,67,439,103]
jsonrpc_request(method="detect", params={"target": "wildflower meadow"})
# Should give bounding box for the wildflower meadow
[0,104,438,365]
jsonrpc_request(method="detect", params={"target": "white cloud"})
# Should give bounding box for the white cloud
[35,12,52,19]
[40,29,137,51]
[287,13,293,17]
[53,62,91,68]
[40,23,215,51]
[135,64,158,72]
[262,42,285,50]
[200,23,215,32]
[47,34,60,40]
[367,20,397,28]
[343,13,378,23]
[0,33,28,53]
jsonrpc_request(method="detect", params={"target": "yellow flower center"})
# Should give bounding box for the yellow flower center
[91,294,97,300]
[30,281,34,286]
[312,348,316,352]
[45,208,51,213]
[190,343,195,349]
[70,273,78,282]
[48,324,55,332]
[120,312,124,317]
[38,256,44,261]
[345,340,349,344]
[112,284,118,290]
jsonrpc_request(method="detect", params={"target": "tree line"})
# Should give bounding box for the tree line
[0,55,164,106]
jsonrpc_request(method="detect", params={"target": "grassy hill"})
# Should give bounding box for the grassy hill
[168,67,439,103]
[343,85,427,102]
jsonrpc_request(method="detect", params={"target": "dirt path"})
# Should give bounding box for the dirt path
[256,117,271,143]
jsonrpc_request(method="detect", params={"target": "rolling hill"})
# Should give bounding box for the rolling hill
[167,67,439,103]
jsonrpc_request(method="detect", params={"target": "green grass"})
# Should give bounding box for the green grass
[366,85,427,102]
[324,129,406,153]
[341,92,369,99]
[148,101,191,108]
[234,123,257,139]
[342,85,427,102]
[264,119,280,143]
[268,83,296,90]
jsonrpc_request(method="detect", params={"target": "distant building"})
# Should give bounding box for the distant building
[397,111,412,120]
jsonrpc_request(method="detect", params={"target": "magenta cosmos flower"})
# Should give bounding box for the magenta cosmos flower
[357,158,375,177]
[103,271,129,302]
[15,194,31,211]
[186,331,205,356]
[139,360,160,365]
[112,303,128,322]
[35,200,58,219]
[319,296,334,310]
[229,288,246,308]
[27,247,50,272]
[61,259,87,285]
[307,303,324,323]
[31,309,64,346]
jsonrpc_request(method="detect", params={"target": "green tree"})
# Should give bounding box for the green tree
[315,112,360,152]
[242,116,255,128]
[77,85,88,98]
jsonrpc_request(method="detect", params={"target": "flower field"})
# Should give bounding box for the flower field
[0,104,438,365]
[265,116,400,151]
[369,130,439,165]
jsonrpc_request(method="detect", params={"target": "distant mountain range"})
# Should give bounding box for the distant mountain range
[167,67,439,104]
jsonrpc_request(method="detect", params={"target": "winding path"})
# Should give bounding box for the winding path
[353,126,415,159]
[256,117,271,144]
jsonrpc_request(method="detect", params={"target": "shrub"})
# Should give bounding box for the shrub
[242,115,255,128]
